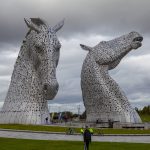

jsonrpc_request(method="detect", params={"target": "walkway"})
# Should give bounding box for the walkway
[0,130,150,143]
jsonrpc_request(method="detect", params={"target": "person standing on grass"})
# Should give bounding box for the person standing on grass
[83,126,91,150]
[45,117,48,124]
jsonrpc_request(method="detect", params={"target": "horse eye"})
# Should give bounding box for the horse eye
[35,45,43,53]
[56,47,60,52]
[55,44,61,51]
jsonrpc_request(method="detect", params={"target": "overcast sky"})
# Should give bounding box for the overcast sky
[0,0,150,110]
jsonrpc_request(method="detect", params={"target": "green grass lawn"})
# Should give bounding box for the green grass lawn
[0,124,150,134]
[0,124,68,132]
[0,138,149,150]
[140,114,150,122]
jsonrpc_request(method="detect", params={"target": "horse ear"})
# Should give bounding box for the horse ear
[80,44,92,51]
[52,19,65,33]
[24,18,40,33]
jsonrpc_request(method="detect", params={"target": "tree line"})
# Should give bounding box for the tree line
[135,105,150,115]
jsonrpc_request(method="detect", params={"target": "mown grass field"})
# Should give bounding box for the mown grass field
[0,138,150,150]
[140,114,150,122]
[0,124,68,132]
[0,124,150,134]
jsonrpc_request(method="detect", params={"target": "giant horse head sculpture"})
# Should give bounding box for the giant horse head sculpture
[0,18,64,124]
[80,32,143,123]
[24,18,64,99]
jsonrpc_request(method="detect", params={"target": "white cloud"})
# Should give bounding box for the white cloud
[0,102,4,110]
[48,102,85,114]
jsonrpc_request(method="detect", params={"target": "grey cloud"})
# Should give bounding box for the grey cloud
[131,101,150,109]
[0,50,17,75]
[0,78,10,101]
[0,66,12,76]
[52,94,82,104]
[0,90,7,100]
[1,0,150,45]
[0,0,149,108]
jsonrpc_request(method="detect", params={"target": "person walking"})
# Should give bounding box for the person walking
[83,126,91,150]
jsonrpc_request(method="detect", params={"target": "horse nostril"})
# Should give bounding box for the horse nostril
[44,84,48,91]
[55,84,59,92]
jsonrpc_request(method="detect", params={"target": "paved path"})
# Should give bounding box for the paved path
[0,130,150,143]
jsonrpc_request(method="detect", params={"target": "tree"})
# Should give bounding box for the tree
[136,105,150,115]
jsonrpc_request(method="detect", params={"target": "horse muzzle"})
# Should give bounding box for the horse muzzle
[43,80,59,100]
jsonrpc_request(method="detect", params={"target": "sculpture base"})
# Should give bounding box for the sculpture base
[86,111,142,124]
[87,122,149,129]
[0,111,50,125]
